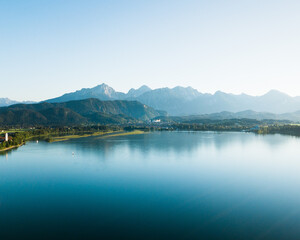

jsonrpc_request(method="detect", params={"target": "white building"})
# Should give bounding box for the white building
[152,119,161,123]
[5,133,8,142]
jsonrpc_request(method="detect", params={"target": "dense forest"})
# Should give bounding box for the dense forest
[0,98,166,127]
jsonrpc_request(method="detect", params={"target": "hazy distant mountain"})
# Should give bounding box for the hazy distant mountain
[0,98,36,107]
[136,89,300,115]
[46,84,205,114]
[45,83,300,115]
[0,98,19,107]
[126,85,152,98]
[0,98,166,126]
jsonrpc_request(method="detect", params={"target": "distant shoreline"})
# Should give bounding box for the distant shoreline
[1,123,300,154]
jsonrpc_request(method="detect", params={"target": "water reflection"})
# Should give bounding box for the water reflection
[0,146,19,156]
[55,131,295,158]
[1,132,300,239]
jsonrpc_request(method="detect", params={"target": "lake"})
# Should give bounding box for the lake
[1,131,300,239]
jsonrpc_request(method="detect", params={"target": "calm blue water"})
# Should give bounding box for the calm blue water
[1,131,300,239]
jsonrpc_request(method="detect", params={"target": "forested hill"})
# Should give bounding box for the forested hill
[0,98,166,126]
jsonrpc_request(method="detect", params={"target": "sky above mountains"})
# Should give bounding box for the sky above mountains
[1,0,300,101]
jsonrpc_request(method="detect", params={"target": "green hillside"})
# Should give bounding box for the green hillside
[0,98,165,126]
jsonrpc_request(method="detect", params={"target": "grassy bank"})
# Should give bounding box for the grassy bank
[96,130,146,139]
[47,130,146,142]
[46,131,116,142]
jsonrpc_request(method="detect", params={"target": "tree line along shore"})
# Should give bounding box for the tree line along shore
[1,121,300,152]
[0,126,148,152]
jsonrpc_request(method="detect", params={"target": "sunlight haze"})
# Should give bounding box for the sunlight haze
[0,0,299,101]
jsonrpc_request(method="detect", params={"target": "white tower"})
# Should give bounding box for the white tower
[5,133,8,142]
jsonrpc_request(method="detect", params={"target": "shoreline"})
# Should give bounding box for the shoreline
[0,143,24,152]
[1,128,298,152]
[0,130,147,151]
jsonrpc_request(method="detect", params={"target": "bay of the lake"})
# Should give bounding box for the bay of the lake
[1,131,300,239]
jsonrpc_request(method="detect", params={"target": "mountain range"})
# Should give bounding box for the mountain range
[1,96,300,126]
[2,83,300,118]
[0,98,165,126]
[44,84,300,115]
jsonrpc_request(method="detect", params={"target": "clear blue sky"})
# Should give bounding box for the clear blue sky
[1,0,300,101]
